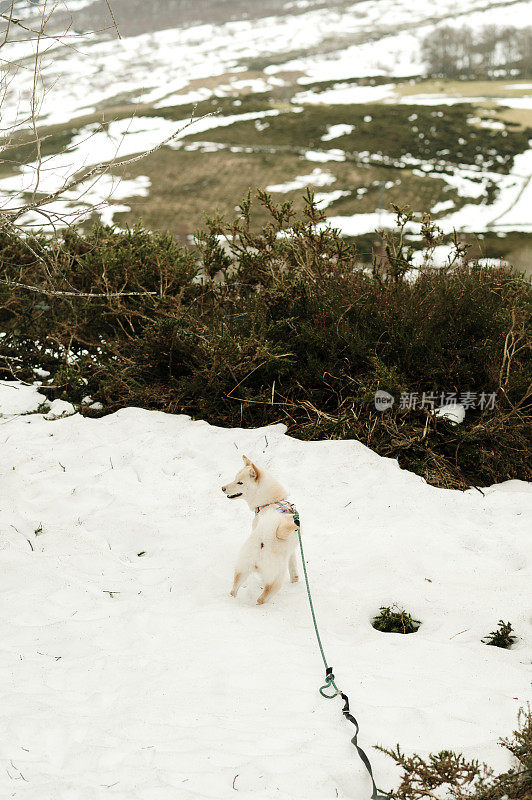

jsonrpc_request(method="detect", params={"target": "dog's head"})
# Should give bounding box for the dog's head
[221,455,260,502]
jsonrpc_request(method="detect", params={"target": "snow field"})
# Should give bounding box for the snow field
[0,383,530,798]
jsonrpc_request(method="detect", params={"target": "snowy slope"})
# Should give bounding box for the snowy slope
[2,0,532,236]
[5,0,532,129]
[1,381,531,799]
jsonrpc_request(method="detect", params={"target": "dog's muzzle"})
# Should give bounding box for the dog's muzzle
[221,486,242,500]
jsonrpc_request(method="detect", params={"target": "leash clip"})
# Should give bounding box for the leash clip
[319,666,339,699]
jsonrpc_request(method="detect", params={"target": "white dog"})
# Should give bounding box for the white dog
[221,455,299,605]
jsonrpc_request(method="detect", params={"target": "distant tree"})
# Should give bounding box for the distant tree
[422,23,532,78]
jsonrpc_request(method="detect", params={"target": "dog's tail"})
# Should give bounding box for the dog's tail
[276,519,298,541]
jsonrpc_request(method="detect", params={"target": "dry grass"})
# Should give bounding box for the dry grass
[110,147,455,241]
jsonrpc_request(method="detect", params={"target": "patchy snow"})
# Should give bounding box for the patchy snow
[155,88,216,108]
[399,93,531,109]
[12,0,94,17]
[156,76,286,109]
[495,96,532,109]
[314,189,351,208]
[295,83,395,105]
[431,200,455,214]
[413,166,486,200]
[0,174,151,230]
[272,29,424,82]
[0,381,47,417]
[434,402,466,424]
[312,132,532,236]
[43,399,77,420]
[438,143,532,233]
[0,384,530,799]
[0,110,279,229]
[467,117,505,131]
[3,0,532,236]
[267,168,336,193]
[268,0,532,84]
[323,211,402,236]
[399,94,487,106]
[411,244,458,267]
[0,112,279,200]
[2,3,413,129]
[478,257,511,268]
[231,77,282,93]
[321,124,356,141]
[305,149,346,162]
[5,0,530,133]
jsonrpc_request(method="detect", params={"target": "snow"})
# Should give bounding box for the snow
[43,399,76,420]
[323,211,401,236]
[156,77,286,110]
[0,110,279,229]
[295,83,396,105]
[0,173,150,230]
[314,189,351,208]
[305,149,346,163]
[467,117,505,131]
[411,244,457,267]
[434,402,466,424]
[488,148,532,231]
[2,4,408,129]
[321,124,355,141]
[155,88,216,109]
[3,0,532,235]
[0,381,47,417]
[311,134,532,236]
[399,94,487,106]
[400,92,532,108]
[0,112,279,201]
[3,382,528,797]
[12,0,93,16]
[266,168,336,193]
[272,29,424,82]
[438,144,532,233]
[495,96,532,109]
[431,200,455,214]
[5,0,530,135]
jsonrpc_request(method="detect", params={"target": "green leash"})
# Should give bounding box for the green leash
[293,509,389,800]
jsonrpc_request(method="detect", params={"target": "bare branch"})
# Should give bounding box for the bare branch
[103,0,121,39]
[6,112,209,221]
[0,279,156,297]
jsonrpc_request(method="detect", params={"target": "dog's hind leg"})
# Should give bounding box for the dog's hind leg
[288,552,299,583]
[257,579,282,605]
[230,569,249,597]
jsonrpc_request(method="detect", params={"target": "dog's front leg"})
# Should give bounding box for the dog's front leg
[288,552,299,583]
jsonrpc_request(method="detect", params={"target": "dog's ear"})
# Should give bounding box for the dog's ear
[248,461,260,480]
[242,455,259,479]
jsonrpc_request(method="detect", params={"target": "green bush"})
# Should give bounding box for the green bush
[482,620,517,649]
[372,606,421,634]
[378,706,532,799]
[1,194,530,488]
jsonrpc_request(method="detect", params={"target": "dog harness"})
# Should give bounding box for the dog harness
[254,499,297,517]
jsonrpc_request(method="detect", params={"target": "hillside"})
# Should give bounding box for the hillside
[1,0,531,269]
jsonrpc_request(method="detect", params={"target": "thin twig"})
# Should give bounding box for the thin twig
[0,279,156,297]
